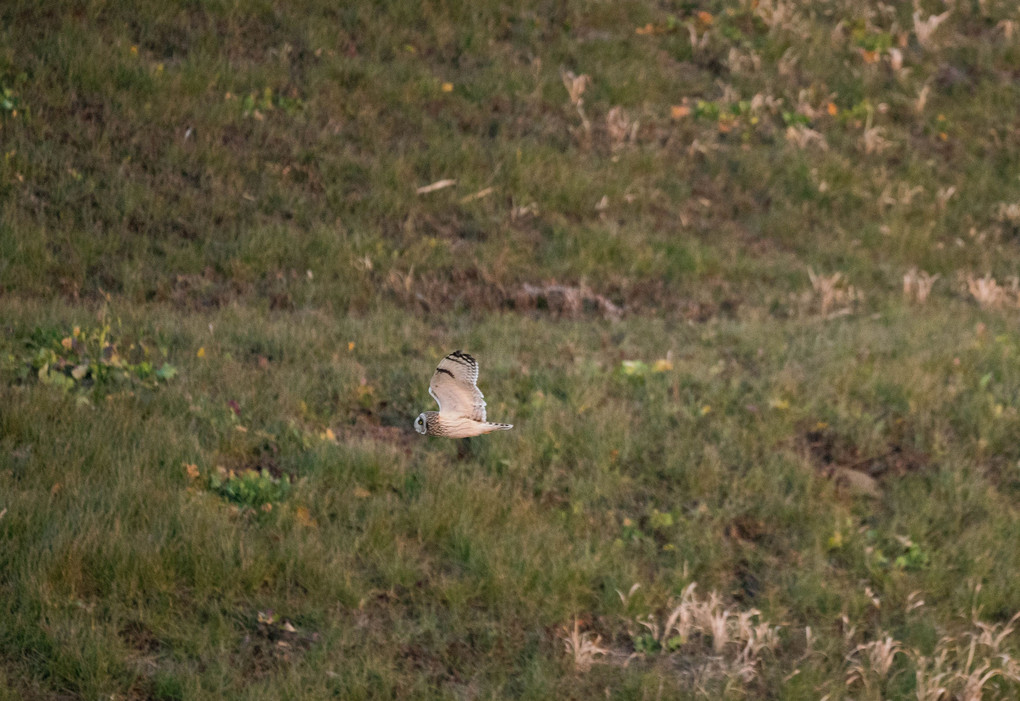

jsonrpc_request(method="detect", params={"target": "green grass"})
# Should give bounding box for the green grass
[3,0,1020,698]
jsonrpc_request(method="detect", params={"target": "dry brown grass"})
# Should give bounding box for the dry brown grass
[966,273,1019,309]
[561,618,610,672]
[617,583,782,687]
[807,268,861,317]
[904,268,939,304]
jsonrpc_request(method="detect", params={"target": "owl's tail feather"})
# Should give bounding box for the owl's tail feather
[485,422,513,431]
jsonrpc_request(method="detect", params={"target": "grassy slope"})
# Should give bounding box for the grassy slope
[2,0,1020,698]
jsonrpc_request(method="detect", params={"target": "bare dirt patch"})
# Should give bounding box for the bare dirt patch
[237,611,320,679]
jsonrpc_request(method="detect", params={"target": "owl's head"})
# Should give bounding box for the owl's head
[414,412,428,435]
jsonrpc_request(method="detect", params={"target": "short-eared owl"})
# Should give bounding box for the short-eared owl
[414,350,514,438]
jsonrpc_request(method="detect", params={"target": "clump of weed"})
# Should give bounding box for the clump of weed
[5,322,177,397]
[629,583,781,682]
[566,582,782,690]
[210,467,291,511]
[0,85,23,117]
[845,609,1020,700]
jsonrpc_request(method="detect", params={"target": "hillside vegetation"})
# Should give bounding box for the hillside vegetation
[3,0,1020,698]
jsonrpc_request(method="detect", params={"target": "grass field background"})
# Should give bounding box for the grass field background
[3,0,1020,698]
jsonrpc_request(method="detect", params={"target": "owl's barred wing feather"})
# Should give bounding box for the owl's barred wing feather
[428,350,487,421]
[441,350,479,383]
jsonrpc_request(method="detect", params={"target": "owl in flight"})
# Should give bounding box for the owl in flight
[414,350,514,438]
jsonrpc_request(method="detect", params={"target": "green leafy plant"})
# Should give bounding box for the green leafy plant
[894,542,930,571]
[211,468,290,509]
[14,324,177,396]
[0,86,21,116]
[241,87,304,118]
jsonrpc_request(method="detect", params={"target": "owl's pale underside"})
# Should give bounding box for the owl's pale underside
[414,350,513,438]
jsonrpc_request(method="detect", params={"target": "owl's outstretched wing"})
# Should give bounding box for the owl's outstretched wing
[428,350,487,422]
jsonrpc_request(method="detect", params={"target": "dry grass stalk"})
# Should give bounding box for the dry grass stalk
[416,179,456,195]
[561,70,592,135]
[750,92,784,114]
[879,611,1020,700]
[562,618,609,672]
[727,47,761,74]
[510,201,537,221]
[777,47,799,76]
[880,182,925,209]
[753,0,807,36]
[997,202,1020,225]
[617,582,641,608]
[606,106,638,150]
[845,633,908,696]
[861,125,891,154]
[903,268,939,304]
[636,582,781,684]
[459,186,494,204]
[888,47,904,73]
[786,125,828,150]
[561,70,589,106]
[602,588,1020,697]
[386,267,414,295]
[970,611,1020,650]
[916,84,931,113]
[914,10,950,49]
[686,22,711,52]
[966,273,1014,309]
[913,647,951,701]
[936,186,956,209]
[808,268,860,316]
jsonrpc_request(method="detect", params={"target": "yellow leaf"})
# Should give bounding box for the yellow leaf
[130,45,138,56]
[197,347,205,358]
[348,342,355,351]
[324,428,336,442]
[652,358,673,372]
[72,326,81,338]
[184,463,200,480]
[441,82,453,93]
[827,102,838,116]
[353,487,371,499]
[61,337,72,350]
[294,505,318,528]
[769,398,790,410]
[697,11,713,26]
[700,405,712,415]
